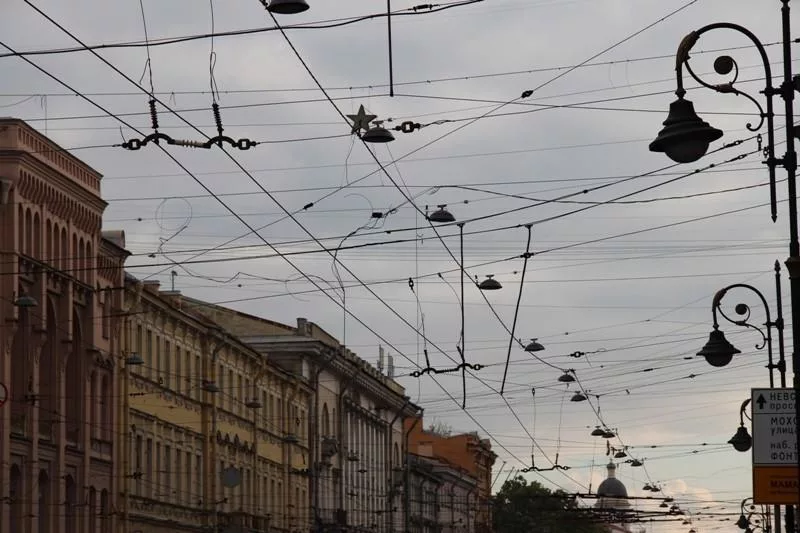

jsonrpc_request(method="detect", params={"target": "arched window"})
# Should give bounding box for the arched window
[65,311,82,444]
[322,403,330,437]
[38,470,50,533]
[71,233,77,278]
[100,375,110,441]
[33,212,41,257]
[78,237,84,282]
[60,227,67,270]
[24,208,32,255]
[393,443,400,466]
[45,220,52,262]
[65,475,76,533]
[88,486,97,533]
[9,464,22,533]
[38,300,57,439]
[86,241,93,283]
[17,204,24,252]
[100,490,110,532]
[89,371,97,440]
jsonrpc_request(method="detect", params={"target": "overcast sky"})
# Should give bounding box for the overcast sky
[2,0,796,531]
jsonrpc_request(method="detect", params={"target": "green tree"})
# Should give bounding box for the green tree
[493,476,606,533]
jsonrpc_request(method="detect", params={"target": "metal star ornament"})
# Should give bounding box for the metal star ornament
[347,105,377,135]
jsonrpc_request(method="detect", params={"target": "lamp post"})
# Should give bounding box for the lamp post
[697,273,787,530]
[650,1,799,529]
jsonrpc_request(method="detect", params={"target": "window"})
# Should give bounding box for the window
[238,374,243,414]
[164,341,171,389]
[135,436,143,495]
[196,455,202,500]
[101,298,109,339]
[270,479,276,516]
[155,336,162,378]
[164,445,172,502]
[156,442,162,494]
[146,330,153,379]
[228,370,234,410]
[185,451,192,503]
[146,438,153,497]
[175,449,182,503]
[195,355,201,400]
[175,346,181,393]
[136,325,143,372]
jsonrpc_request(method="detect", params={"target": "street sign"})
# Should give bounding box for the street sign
[0,382,6,407]
[752,388,799,504]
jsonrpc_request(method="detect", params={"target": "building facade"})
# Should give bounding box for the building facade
[406,452,479,533]
[405,417,497,533]
[119,281,312,533]
[181,300,418,533]
[0,118,128,533]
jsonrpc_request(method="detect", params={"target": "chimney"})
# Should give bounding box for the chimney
[378,345,385,373]
[387,355,394,378]
[297,318,311,337]
[160,290,182,309]
[142,280,160,295]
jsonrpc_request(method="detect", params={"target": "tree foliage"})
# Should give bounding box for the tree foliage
[426,421,453,437]
[493,476,606,533]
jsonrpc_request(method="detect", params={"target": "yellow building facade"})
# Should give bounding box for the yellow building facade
[119,278,311,533]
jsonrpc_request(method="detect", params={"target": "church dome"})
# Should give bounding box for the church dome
[597,477,628,498]
[596,462,630,510]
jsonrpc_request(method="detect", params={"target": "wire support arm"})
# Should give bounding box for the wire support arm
[500,224,533,395]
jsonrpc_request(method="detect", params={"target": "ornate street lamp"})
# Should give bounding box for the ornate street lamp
[651,12,800,524]
[698,269,786,385]
[729,399,753,453]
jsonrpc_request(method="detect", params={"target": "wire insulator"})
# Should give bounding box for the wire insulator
[172,139,207,148]
[148,99,159,131]
[212,102,223,136]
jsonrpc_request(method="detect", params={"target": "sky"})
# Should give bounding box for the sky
[1,0,796,531]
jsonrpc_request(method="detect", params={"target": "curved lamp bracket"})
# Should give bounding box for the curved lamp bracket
[675,23,774,134]
[712,284,771,351]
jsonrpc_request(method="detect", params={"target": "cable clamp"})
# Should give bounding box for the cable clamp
[397,121,421,134]
[122,138,142,151]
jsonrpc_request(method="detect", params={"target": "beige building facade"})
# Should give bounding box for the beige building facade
[119,281,312,533]
[180,300,419,533]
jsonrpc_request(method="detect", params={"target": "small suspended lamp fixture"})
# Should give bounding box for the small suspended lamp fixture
[570,392,587,402]
[246,398,263,409]
[478,275,502,291]
[427,205,456,223]
[557,371,575,383]
[202,380,220,393]
[525,338,544,352]
[125,352,145,366]
[697,327,741,367]
[361,121,395,143]
[590,426,605,437]
[14,295,38,308]
[614,449,627,459]
[264,0,310,14]
[601,429,616,439]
